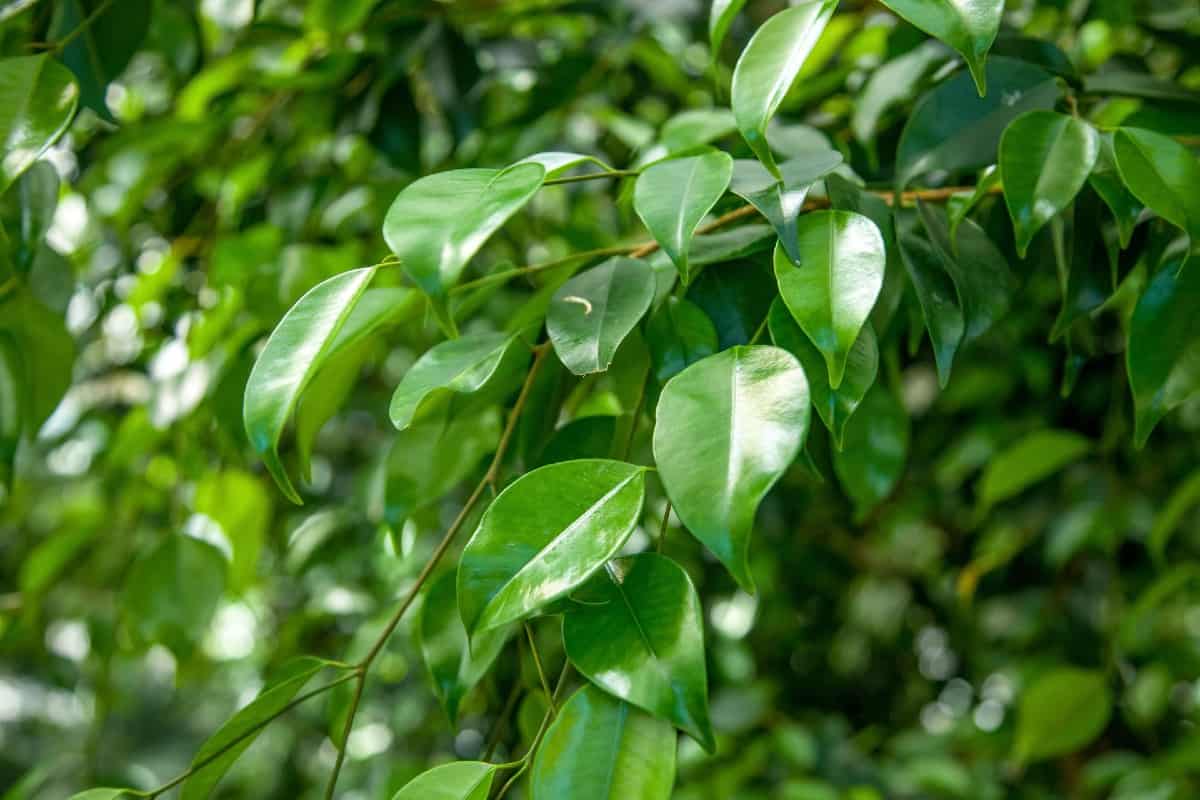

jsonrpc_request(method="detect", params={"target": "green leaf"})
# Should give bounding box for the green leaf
[382,164,545,331]
[768,299,877,450]
[1000,111,1100,257]
[1127,254,1200,446]
[730,0,838,177]
[385,406,501,528]
[563,553,714,751]
[389,332,530,431]
[531,685,676,800]
[547,257,655,375]
[0,334,20,489]
[977,430,1090,511]
[772,210,885,389]
[825,174,905,334]
[877,0,1003,94]
[730,149,844,264]
[947,165,1001,243]
[1090,135,1144,250]
[418,571,510,725]
[896,58,1061,189]
[1014,668,1111,764]
[899,225,965,386]
[852,40,950,146]
[12,160,59,271]
[180,657,334,800]
[0,286,74,435]
[518,151,613,178]
[458,459,647,637]
[294,287,419,477]
[0,54,78,194]
[831,383,909,520]
[49,0,148,122]
[1148,470,1200,565]
[243,267,377,504]
[645,297,718,384]
[634,152,733,284]
[710,0,748,57]
[653,346,810,590]
[67,791,132,800]
[916,202,1016,343]
[193,469,271,591]
[1112,127,1200,246]
[121,535,226,658]
[391,761,498,800]
[1050,189,1114,341]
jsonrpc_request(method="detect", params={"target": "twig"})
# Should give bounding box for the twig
[49,0,114,51]
[524,624,556,714]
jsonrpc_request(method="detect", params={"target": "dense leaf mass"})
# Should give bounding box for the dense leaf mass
[2,2,1200,799]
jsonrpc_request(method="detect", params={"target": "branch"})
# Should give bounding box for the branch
[543,169,640,186]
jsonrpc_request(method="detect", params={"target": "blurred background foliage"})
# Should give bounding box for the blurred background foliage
[2,0,1200,798]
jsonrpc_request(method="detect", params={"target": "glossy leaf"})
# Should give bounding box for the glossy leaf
[1127,254,1200,446]
[531,685,676,800]
[382,164,545,330]
[709,0,748,56]
[852,40,950,145]
[392,762,498,800]
[831,383,909,519]
[730,149,844,264]
[1090,136,1144,250]
[458,459,647,636]
[634,152,733,284]
[1051,189,1114,341]
[768,299,877,450]
[653,347,810,590]
[243,267,377,504]
[180,658,334,800]
[773,211,885,389]
[1000,111,1100,257]
[645,297,718,383]
[877,0,1003,94]
[563,553,714,751]
[977,430,1090,511]
[50,0,149,122]
[0,55,79,193]
[518,151,612,177]
[825,175,905,334]
[947,165,1001,243]
[1014,669,1111,764]
[418,572,509,725]
[899,226,965,386]
[1112,127,1200,245]
[896,58,1061,189]
[389,332,530,431]
[730,0,838,176]
[548,257,655,375]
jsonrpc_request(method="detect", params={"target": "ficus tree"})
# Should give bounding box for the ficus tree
[2,1,1200,799]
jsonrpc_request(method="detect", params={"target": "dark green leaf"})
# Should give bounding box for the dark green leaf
[977,430,1091,510]
[653,346,810,590]
[1014,668,1111,764]
[564,553,714,751]
[50,0,149,122]
[548,257,655,375]
[831,383,909,519]
[645,297,718,383]
[634,152,733,284]
[877,0,1003,94]
[0,54,78,193]
[121,535,226,658]
[730,149,843,264]
[899,225,965,386]
[1112,127,1200,245]
[852,40,950,146]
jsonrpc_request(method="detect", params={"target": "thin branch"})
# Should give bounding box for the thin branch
[524,624,555,714]
[51,0,115,52]
[494,663,573,800]
[450,245,630,294]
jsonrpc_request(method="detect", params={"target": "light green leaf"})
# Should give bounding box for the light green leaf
[896,58,1061,189]
[645,297,718,383]
[768,299,877,450]
[877,0,1003,94]
[1127,254,1200,446]
[831,383,909,520]
[531,685,676,800]
[899,226,965,386]
[193,470,271,591]
[0,54,78,194]
[389,332,530,431]
[825,174,905,334]
[730,149,844,264]
[180,657,335,800]
[773,210,885,388]
[1000,111,1100,257]
[1113,127,1200,246]
[243,267,377,504]
[977,430,1091,511]
[458,459,647,636]
[730,0,838,177]
[517,151,611,178]
[392,761,498,800]
[653,347,810,590]
[67,791,132,800]
[563,553,714,751]
[418,572,510,725]
[1014,668,1111,764]
[1148,470,1200,565]
[710,0,748,57]
[121,535,226,658]
[634,152,733,284]
[852,40,950,145]
[548,257,655,375]
[382,164,545,331]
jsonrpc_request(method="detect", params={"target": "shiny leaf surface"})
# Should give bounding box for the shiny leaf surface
[634,152,733,284]
[730,149,844,264]
[877,0,1003,94]
[548,257,655,375]
[0,54,78,193]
